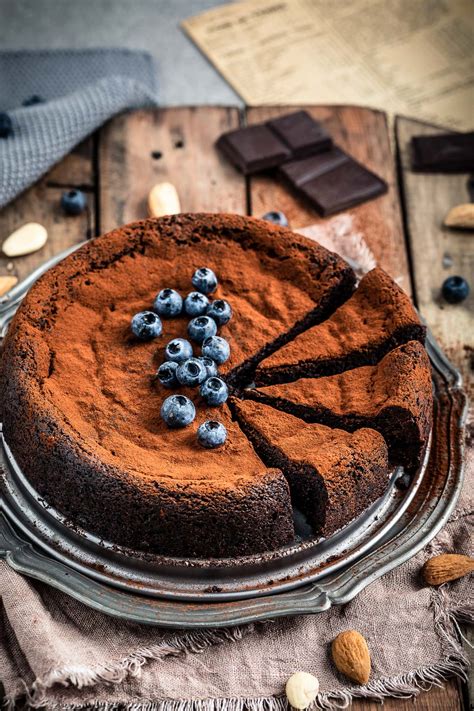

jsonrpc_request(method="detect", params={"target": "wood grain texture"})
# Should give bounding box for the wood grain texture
[247,105,410,291]
[0,139,95,283]
[351,679,463,710]
[99,107,245,233]
[396,116,474,410]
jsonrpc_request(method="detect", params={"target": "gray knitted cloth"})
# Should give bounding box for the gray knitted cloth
[0,49,159,209]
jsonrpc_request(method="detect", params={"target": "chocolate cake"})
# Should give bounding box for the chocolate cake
[248,341,433,471]
[255,267,426,385]
[0,214,355,558]
[232,400,389,537]
[0,214,431,559]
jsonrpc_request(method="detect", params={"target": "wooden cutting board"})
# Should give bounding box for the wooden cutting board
[0,105,470,711]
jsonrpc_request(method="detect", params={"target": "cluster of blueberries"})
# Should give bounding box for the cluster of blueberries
[131,267,231,449]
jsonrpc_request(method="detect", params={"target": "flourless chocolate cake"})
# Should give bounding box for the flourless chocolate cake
[248,341,433,471]
[255,267,426,385]
[0,214,432,558]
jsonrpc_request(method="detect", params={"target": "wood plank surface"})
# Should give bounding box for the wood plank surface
[99,107,245,233]
[396,116,474,408]
[247,105,411,291]
[0,106,468,711]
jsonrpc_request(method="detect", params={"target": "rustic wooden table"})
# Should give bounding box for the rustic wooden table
[0,105,472,710]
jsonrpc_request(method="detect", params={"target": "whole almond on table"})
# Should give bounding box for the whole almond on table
[444,203,474,230]
[422,553,474,586]
[285,671,319,709]
[331,630,371,685]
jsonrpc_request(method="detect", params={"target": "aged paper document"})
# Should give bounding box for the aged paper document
[182,0,474,129]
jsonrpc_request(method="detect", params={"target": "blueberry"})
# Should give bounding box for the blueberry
[202,335,230,365]
[22,95,44,107]
[200,377,228,406]
[197,420,227,448]
[188,315,218,344]
[441,275,470,304]
[191,267,218,294]
[206,299,232,326]
[262,211,288,227]
[164,338,193,363]
[198,357,218,378]
[161,394,196,428]
[176,357,208,386]
[154,288,183,317]
[61,189,87,216]
[0,113,13,139]
[184,291,210,317]
[156,361,179,388]
[131,311,162,340]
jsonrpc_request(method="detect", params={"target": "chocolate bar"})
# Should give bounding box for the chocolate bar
[216,124,291,175]
[411,132,474,173]
[216,111,332,175]
[266,111,332,159]
[280,148,387,216]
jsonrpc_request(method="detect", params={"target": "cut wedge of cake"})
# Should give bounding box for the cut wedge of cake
[233,399,389,537]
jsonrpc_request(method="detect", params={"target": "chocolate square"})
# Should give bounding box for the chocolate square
[266,111,333,158]
[216,125,291,175]
[280,148,387,216]
[411,131,474,173]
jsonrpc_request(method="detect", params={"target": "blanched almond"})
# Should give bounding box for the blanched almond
[148,182,181,217]
[2,222,48,257]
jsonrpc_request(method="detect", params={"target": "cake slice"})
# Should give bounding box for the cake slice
[255,267,425,385]
[249,341,433,471]
[232,399,389,537]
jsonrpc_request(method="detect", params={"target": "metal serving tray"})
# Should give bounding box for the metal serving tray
[0,247,467,627]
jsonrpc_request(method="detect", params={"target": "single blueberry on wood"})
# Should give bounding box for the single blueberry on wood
[188,315,218,343]
[202,335,230,365]
[161,395,196,428]
[200,377,228,406]
[165,338,193,363]
[441,275,470,304]
[197,420,227,448]
[154,288,183,317]
[191,267,218,294]
[156,361,179,387]
[176,357,208,386]
[61,189,87,216]
[184,291,210,317]
[131,311,162,340]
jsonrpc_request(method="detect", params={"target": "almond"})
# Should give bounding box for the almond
[285,671,319,709]
[148,182,181,218]
[422,553,474,586]
[2,222,48,257]
[331,630,370,685]
[0,275,18,297]
[444,203,474,230]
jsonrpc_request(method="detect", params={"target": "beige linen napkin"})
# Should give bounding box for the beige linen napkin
[1,217,472,709]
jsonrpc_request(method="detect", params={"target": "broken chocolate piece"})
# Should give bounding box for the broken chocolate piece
[266,110,332,158]
[216,124,291,175]
[411,132,474,173]
[280,148,387,215]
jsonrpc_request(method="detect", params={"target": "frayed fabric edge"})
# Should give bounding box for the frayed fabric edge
[3,580,472,711]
